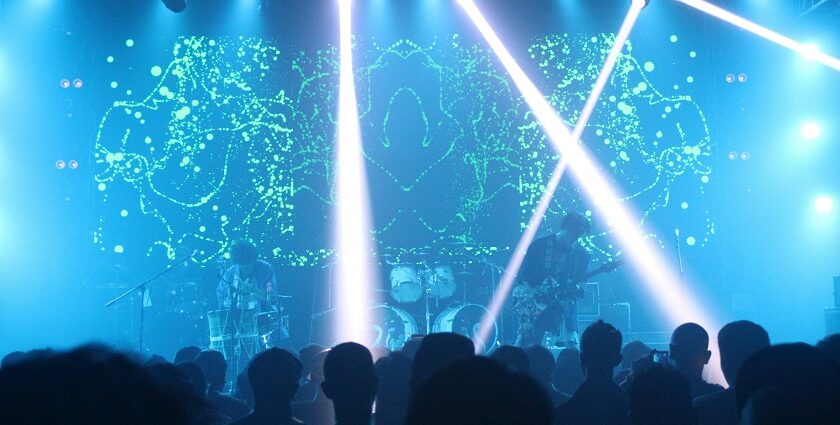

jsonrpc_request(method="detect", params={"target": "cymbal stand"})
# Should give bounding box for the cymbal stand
[105,251,196,353]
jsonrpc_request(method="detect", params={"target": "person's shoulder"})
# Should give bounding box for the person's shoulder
[230,413,256,425]
[256,259,274,269]
[694,387,731,406]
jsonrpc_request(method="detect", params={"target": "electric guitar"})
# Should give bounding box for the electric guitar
[512,260,624,319]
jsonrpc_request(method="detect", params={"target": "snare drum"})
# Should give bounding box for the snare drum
[432,304,497,353]
[390,265,422,303]
[369,304,418,351]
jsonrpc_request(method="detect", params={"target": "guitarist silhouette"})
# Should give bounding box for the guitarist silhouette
[515,213,591,348]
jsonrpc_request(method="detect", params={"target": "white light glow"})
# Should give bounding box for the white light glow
[801,122,821,140]
[459,0,723,384]
[815,196,834,213]
[678,0,840,72]
[333,0,378,347]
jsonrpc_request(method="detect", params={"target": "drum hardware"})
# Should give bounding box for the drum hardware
[104,250,198,353]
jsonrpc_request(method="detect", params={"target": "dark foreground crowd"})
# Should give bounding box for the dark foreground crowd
[2,320,840,425]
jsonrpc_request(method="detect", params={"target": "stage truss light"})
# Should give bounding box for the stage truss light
[459,0,724,384]
[332,0,378,347]
[677,0,840,72]
[801,122,821,140]
[815,196,834,213]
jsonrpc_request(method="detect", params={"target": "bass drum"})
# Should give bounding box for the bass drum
[432,304,497,353]
[369,304,418,352]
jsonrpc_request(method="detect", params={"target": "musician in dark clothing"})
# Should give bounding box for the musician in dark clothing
[217,240,277,310]
[516,213,591,348]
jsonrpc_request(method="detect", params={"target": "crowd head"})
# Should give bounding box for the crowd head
[2,322,839,425]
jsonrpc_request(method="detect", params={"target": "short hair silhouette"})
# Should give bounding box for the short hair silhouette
[620,341,651,370]
[581,320,623,369]
[230,240,258,265]
[247,348,302,405]
[322,342,378,402]
[815,333,840,364]
[561,212,591,237]
[670,323,711,362]
[735,343,840,422]
[176,361,208,401]
[1,351,26,369]
[628,366,697,425]
[194,349,227,391]
[174,345,202,364]
[490,345,530,374]
[375,352,412,425]
[553,347,585,395]
[717,320,769,386]
[524,345,555,383]
[410,332,474,392]
[405,356,552,425]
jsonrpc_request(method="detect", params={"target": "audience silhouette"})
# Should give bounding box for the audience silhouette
[628,365,698,425]
[405,356,552,425]
[815,333,840,364]
[555,320,629,425]
[195,349,251,421]
[373,351,412,425]
[322,342,379,425]
[669,323,723,398]
[408,332,474,393]
[4,318,840,425]
[694,320,769,425]
[233,348,304,425]
[613,340,650,385]
[294,349,334,425]
[525,344,570,406]
[553,346,585,396]
[0,344,190,425]
[490,344,531,374]
[735,343,840,424]
[174,345,202,364]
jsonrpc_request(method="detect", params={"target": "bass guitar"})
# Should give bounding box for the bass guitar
[512,260,624,319]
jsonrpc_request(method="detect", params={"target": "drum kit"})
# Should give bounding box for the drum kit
[369,258,499,353]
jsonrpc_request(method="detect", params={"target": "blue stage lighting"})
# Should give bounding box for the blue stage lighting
[801,122,821,140]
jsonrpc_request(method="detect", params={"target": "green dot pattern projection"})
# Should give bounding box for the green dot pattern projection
[93,33,713,265]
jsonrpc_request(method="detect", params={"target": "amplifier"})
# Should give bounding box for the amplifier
[579,283,600,315]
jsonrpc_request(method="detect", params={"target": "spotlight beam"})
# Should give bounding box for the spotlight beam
[460,0,723,383]
[677,0,840,72]
[472,0,645,350]
[333,0,377,347]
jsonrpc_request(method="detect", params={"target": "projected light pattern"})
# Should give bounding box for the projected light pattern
[94,36,338,264]
[524,34,713,257]
[94,34,712,266]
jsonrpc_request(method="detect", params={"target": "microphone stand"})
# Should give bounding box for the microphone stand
[105,251,196,353]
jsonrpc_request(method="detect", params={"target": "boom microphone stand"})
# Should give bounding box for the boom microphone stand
[105,251,197,353]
